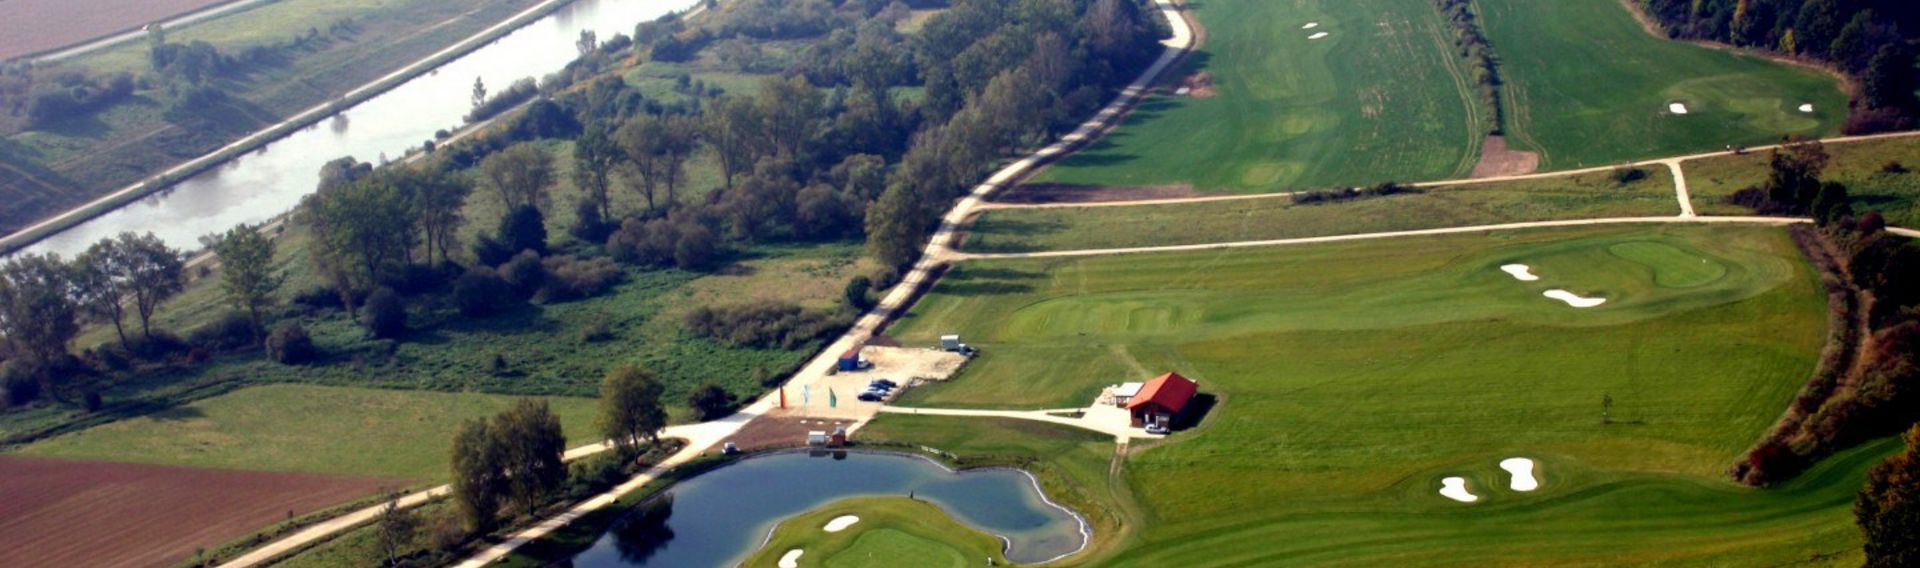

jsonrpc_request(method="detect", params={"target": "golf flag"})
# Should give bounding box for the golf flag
[803,385,811,405]
[829,387,838,408]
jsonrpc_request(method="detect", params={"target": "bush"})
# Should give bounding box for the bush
[3,367,41,406]
[472,233,515,268]
[578,318,613,343]
[266,323,319,365]
[1611,165,1648,184]
[570,200,615,244]
[1289,182,1420,205]
[1885,161,1910,174]
[361,287,407,339]
[453,267,516,318]
[538,255,622,302]
[188,312,260,352]
[844,276,873,310]
[497,250,546,298]
[685,302,850,349]
[292,286,346,310]
[687,384,737,421]
[82,390,102,412]
[498,205,549,257]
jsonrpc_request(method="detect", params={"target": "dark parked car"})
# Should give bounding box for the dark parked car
[857,391,884,402]
[871,378,899,389]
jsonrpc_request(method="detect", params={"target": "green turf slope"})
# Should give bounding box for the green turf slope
[1480,0,1846,169]
[886,224,1870,564]
[1032,0,1485,192]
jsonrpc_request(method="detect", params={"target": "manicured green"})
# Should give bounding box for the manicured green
[966,168,1679,253]
[1479,0,1845,169]
[880,224,1879,564]
[1687,135,1920,225]
[16,384,598,480]
[742,497,1010,568]
[1033,0,1486,192]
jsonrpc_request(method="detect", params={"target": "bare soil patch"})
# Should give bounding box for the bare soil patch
[1175,71,1216,98]
[1469,135,1541,178]
[995,182,1202,204]
[727,417,828,451]
[0,456,402,567]
[0,0,239,60]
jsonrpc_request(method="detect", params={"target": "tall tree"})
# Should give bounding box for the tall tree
[0,253,81,397]
[492,398,567,514]
[450,418,503,533]
[205,225,282,333]
[305,177,413,291]
[480,143,555,212]
[1858,425,1920,567]
[1863,43,1919,111]
[112,232,183,340]
[864,180,928,268]
[375,493,418,567]
[758,75,824,160]
[73,242,130,349]
[657,115,701,206]
[703,96,766,189]
[573,124,621,219]
[395,169,469,267]
[598,364,666,452]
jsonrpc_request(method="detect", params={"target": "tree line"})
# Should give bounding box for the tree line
[1432,0,1506,135]
[1636,0,1920,133]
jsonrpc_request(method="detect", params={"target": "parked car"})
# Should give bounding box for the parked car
[857,391,884,402]
[871,378,899,389]
[867,380,895,391]
[1145,423,1171,435]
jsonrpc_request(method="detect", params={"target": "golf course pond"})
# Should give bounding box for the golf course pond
[565,451,1088,567]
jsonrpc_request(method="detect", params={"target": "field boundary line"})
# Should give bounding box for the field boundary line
[953,216,1813,261]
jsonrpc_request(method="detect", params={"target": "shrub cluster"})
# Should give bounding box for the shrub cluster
[684,302,849,350]
[1290,182,1420,205]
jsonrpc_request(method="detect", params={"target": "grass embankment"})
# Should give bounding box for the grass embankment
[0,0,547,236]
[15,384,597,479]
[1686,135,1920,223]
[1031,0,1485,192]
[1478,0,1845,169]
[965,168,1678,253]
[741,496,1011,568]
[883,224,1880,564]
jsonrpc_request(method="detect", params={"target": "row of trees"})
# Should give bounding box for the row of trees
[1636,0,1920,132]
[1432,0,1505,134]
[0,233,189,404]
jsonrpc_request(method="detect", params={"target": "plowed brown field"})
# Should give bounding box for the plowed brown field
[0,456,402,567]
[0,0,234,59]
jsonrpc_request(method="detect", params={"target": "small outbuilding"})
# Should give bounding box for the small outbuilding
[837,347,866,372]
[1127,372,1197,428]
[1111,382,1145,407]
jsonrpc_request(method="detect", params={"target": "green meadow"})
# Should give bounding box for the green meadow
[966,168,1680,253]
[876,223,1882,564]
[1479,0,1845,169]
[16,384,598,480]
[1033,0,1485,192]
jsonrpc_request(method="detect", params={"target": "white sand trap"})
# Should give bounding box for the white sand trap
[1544,289,1606,308]
[1668,102,1689,114]
[1303,22,1320,29]
[1500,458,1540,491]
[1439,477,1479,503]
[1308,32,1329,40]
[823,515,861,532]
[1799,103,1815,113]
[1499,264,1539,282]
[779,549,804,568]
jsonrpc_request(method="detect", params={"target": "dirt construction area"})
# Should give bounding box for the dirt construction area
[0,456,401,567]
[0,0,240,59]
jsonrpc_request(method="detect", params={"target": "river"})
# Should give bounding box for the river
[26,0,697,257]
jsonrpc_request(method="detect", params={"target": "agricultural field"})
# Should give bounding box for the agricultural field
[1686,135,1920,224]
[965,168,1679,253]
[0,0,235,60]
[15,384,599,479]
[878,223,1889,563]
[1031,0,1486,192]
[1478,0,1845,169]
[0,455,399,567]
[742,497,1011,568]
[0,0,545,235]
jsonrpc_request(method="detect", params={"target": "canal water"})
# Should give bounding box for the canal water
[568,451,1088,567]
[28,0,697,257]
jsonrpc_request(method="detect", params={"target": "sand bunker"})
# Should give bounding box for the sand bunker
[1499,264,1539,282]
[1544,290,1606,308]
[1308,32,1330,40]
[779,549,804,568]
[1500,458,1539,491]
[1799,103,1815,113]
[1439,477,1479,503]
[1303,22,1320,29]
[824,515,861,532]
[1668,103,1689,114]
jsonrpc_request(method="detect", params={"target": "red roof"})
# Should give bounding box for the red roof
[1127,372,1197,414]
